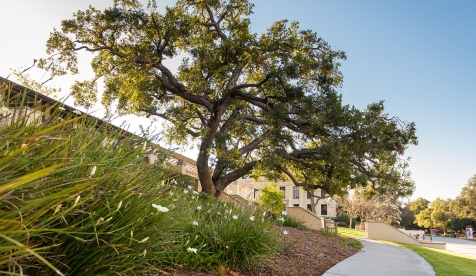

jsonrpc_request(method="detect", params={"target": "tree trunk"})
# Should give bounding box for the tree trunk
[308,191,317,214]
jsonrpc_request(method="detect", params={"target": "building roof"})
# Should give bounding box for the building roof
[0,76,197,166]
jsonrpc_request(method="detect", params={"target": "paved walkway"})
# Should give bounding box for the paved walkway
[431,236,476,259]
[322,238,435,276]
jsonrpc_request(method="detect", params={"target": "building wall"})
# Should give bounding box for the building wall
[238,177,337,217]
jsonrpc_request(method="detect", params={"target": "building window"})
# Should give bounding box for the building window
[279,187,286,198]
[293,187,299,199]
[293,204,299,207]
[307,204,312,211]
[307,192,311,199]
[321,204,328,216]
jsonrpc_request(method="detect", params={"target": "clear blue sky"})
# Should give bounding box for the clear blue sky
[1,0,475,202]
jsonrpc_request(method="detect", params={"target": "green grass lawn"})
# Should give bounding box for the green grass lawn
[384,241,476,276]
[337,227,365,238]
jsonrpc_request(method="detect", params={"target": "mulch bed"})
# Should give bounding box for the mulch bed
[170,226,361,276]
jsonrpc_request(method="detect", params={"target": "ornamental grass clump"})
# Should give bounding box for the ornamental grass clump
[172,192,280,272]
[0,86,191,275]
[277,211,308,230]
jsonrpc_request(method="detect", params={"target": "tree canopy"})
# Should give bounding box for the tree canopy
[452,174,476,221]
[40,0,418,198]
[409,197,430,216]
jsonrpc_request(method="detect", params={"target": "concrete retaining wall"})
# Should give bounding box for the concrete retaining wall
[286,207,323,230]
[366,221,446,250]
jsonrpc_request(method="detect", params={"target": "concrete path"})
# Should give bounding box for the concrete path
[431,236,476,259]
[323,238,435,276]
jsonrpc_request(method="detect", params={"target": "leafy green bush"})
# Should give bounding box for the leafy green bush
[257,182,284,215]
[0,87,189,275]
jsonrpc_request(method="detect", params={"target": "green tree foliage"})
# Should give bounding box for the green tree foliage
[399,204,416,228]
[452,174,476,221]
[40,0,417,198]
[257,182,284,215]
[409,197,430,216]
[415,198,453,232]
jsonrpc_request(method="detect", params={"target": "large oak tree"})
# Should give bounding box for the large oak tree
[40,0,417,198]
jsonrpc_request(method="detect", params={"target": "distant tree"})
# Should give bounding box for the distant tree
[257,182,284,215]
[335,187,366,229]
[430,198,453,234]
[367,192,401,226]
[409,197,430,217]
[40,0,417,198]
[415,198,453,233]
[452,174,476,221]
[399,204,416,229]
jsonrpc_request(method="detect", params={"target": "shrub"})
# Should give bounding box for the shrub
[173,195,280,272]
[257,182,284,215]
[337,221,348,227]
[321,226,338,237]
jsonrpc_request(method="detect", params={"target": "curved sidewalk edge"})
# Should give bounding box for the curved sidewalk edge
[322,238,435,276]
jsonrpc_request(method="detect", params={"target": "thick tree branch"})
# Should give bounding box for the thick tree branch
[216,160,257,189]
[279,167,325,190]
[142,109,200,138]
[239,137,262,155]
[219,110,240,133]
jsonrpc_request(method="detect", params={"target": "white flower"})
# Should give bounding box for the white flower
[232,215,238,220]
[196,206,202,210]
[54,204,62,214]
[152,204,169,212]
[263,211,267,216]
[249,216,255,221]
[188,185,192,190]
[90,166,97,177]
[283,230,288,235]
[74,195,80,207]
[282,211,287,216]
[191,196,195,199]
[193,221,198,226]
[72,110,82,115]
[279,217,285,222]
[0,106,10,116]
[193,191,199,194]
[170,191,174,195]
[140,237,149,243]
[184,189,189,194]
[117,200,123,211]
[187,247,197,254]
[217,211,221,215]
